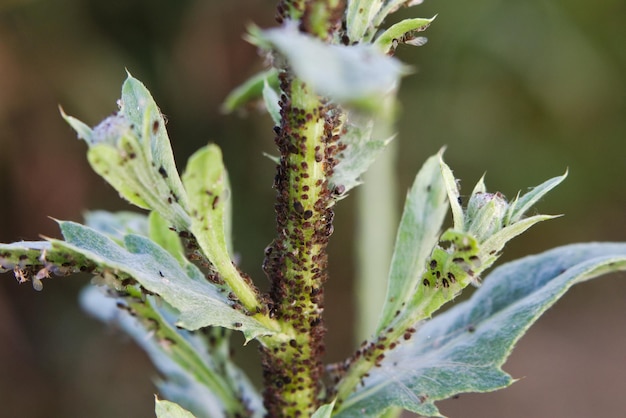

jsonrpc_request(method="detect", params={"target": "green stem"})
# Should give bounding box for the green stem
[355,137,398,343]
[261,2,345,415]
[334,283,467,411]
[261,71,340,417]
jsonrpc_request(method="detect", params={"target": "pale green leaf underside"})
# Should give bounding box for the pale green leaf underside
[155,398,197,418]
[181,145,262,314]
[182,144,230,265]
[259,25,409,109]
[376,152,449,333]
[55,221,273,340]
[335,242,626,417]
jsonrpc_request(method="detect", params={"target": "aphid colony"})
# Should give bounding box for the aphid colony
[422,229,482,291]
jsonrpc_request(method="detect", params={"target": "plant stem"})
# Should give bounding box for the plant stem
[355,138,398,343]
[261,72,340,416]
[333,288,454,412]
[260,2,345,415]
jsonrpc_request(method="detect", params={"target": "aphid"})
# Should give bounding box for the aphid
[333,184,346,195]
[13,266,27,284]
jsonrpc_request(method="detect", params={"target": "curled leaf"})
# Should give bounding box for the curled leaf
[62,74,191,229]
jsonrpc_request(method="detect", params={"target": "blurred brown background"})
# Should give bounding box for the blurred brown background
[0,0,624,417]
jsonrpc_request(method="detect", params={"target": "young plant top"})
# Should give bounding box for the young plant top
[3,1,625,417]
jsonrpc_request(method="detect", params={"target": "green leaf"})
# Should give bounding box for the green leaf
[155,398,196,418]
[59,106,94,143]
[312,401,336,418]
[86,141,153,210]
[221,69,279,113]
[374,17,434,54]
[439,155,464,231]
[62,74,191,229]
[148,211,186,265]
[263,79,281,126]
[372,1,425,29]
[257,25,410,110]
[182,144,262,314]
[346,0,384,41]
[334,243,626,417]
[375,152,449,333]
[505,170,568,225]
[55,221,274,341]
[121,74,189,207]
[480,214,560,269]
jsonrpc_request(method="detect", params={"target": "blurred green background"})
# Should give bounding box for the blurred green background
[0,0,624,417]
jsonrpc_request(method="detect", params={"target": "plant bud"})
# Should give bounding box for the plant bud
[465,191,508,242]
